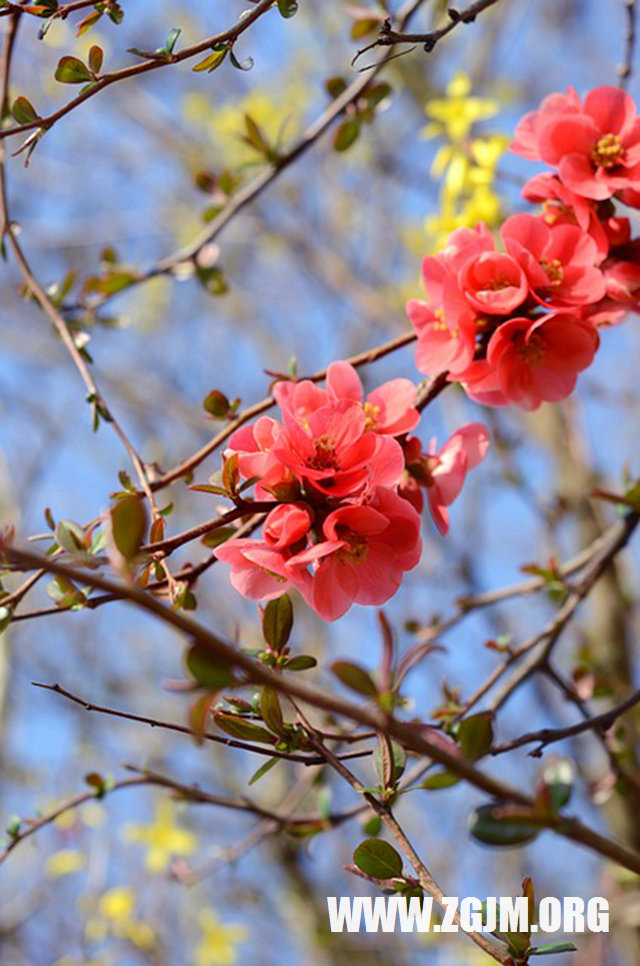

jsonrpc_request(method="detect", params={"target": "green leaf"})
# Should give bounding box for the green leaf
[331,660,377,697]
[421,770,460,791]
[469,804,542,847]
[277,0,298,17]
[351,17,380,40]
[189,691,217,744]
[110,494,147,559]
[261,688,285,735]
[530,943,578,956]
[87,45,103,74]
[229,49,254,71]
[55,520,86,555]
[284,654,317,671]
[214,712,274,744]
[535,758,574,814]
[262,594,293,651]
[161,27,181,55]
[54,55,92,84]
[353,839,403,879]
[333,118,360,152]
[457,712,494,760]
[192,47,228,73]
[362,814,382,836]
[201,527,237,549]
[196,265,228,295]
[325,76,348,99]
[373,738,405,789]
[203,389,230,417]
[11,96,39,125]
[185,642,233,690]
[248,756,279,785]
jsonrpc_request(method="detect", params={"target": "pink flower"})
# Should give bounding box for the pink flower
[286,487,422,621]
[226,417,297,500]
[486,313,599,411]
[510,88,583,160]
[512,86,640,201]
[407,293,477,376]
[400,425,490,535]
[522,172,626,258]
[274,362,419,438]
[501,213,606,307]
[602,239,640,310]
[273,399,404,497]
[214,539,309,602]
[263,503,313,549]
[454,359,509,408]
[459,250,529,314]
[324,361,419,435]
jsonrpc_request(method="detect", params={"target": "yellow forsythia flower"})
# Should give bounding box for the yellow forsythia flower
[194,909,247,966]
[123,798,196,873]
[45,849,85,877]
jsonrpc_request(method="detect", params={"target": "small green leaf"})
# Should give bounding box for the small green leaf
[185,642,233,690]
[458,712,494,761]
[214,712,274,744]
[421,770,460,791]
[192,46,227,73]
[161,27,181,55]
[201,527,237,549]
[260,687,285,735]
[11,96,39,125]
[87,45,103,74]
[333,118,360,152]
[262,594,293,651]
[284,655,317,671]
[353,839,403,879]
[331,660,377,697]
[469,804,542,847]
[110,494,147,559]
[55,520,86,555]
[229,49,254,71]
[530,943,578,955]
[277,0,298,17]
[54,55,92,84]
[248,756,279,785]
[362,814,382,836]
[203,389,230,417]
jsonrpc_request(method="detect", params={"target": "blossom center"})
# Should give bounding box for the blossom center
[590,133,624,170]
[540,257,564,287]
[517,331,546,366]
[336,529,370,564]
[363,402,381,431]
[310,435,339,470]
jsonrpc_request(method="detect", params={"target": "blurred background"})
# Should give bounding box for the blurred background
[1,1,639,963]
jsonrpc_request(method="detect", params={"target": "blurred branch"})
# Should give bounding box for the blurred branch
[71,0,430,316]
[619,0,637,87]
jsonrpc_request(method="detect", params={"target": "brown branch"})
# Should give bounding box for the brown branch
[455,510,640,719]
[31,679,373,766]
[619,0,637,87]
[0,0,275,141]
[491,688,640,757]
[150,330,418,492]
[6,543,640,876]
[352,0,503,68]
[309,733,512,965]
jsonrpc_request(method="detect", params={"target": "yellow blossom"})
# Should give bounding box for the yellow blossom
[123,798,196,873]
[46,849,85,877]
[194,909,247,966]
[424,72,498,142]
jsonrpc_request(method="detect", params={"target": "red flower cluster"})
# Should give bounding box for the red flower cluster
[215,363,488,620]
[408,86,640,411]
